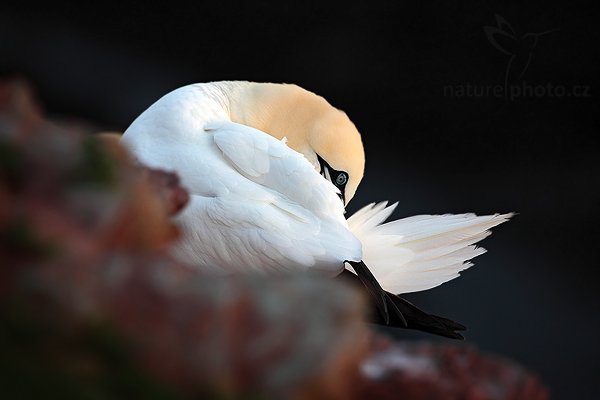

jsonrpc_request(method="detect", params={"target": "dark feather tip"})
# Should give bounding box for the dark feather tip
[346,260,407,327]
[337,268,466,339]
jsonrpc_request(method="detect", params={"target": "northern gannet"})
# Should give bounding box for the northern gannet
[120,81,512,338]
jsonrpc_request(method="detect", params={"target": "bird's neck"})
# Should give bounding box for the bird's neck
[217,81,328,160]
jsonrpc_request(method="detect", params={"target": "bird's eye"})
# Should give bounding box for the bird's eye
[336,172,348,186]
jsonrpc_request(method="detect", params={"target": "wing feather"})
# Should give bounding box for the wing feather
[347,202,512,294]
[154,120,364,274]
[208,121,347,223]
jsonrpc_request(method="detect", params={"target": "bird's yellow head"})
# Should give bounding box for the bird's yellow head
[304,106,365,204]
[227,82,365,205]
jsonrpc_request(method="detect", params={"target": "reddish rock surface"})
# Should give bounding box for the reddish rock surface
[357,335,549,400]
[0,78,550,399]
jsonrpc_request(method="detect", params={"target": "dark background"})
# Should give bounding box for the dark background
[1,1,598,398]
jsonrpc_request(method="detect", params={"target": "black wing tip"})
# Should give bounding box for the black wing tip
[385,292,468,340]
[337,266,465,340]
[384,293,407,327]
[427,316,467,340]
[439,329,466,340]
[347,260,408,327]
[431,315,467,332]
[380,292,390,325]
[412,317,467,340]
[443,331,465,340]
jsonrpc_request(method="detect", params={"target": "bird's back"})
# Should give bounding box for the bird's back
[120,82,362,275]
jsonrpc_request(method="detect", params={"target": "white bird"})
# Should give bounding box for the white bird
[120,81,512,338]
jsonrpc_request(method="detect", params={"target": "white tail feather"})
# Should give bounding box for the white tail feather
[347,202,513,294]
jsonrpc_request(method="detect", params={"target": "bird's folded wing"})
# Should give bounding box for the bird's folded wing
[206,120,346,222]
[164,121,362,273]
[174,191,361,274]
[347,202,513,294]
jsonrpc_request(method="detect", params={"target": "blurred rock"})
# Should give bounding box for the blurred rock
[0,77,550,399]
[0,77,369,399]
[358,336,550,400]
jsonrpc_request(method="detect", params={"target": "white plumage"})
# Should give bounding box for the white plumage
[347,202,512,294]
[122,83,361,276]
[120,81,512,297]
